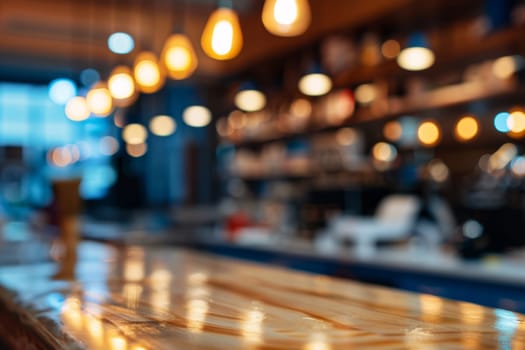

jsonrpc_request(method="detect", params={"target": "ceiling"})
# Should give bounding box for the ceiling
[0,0,482,84]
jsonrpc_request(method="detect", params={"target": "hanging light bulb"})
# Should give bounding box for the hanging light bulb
[108,65,136,107]
[201,2,243,60]
[65,96,90,121]
[262,0,311,37]
[298,65,332,97]
[397,33,435,71]
[86,82,113,117]
[234,83,266,112]
[133,51,165,94]
[161,33,198,80]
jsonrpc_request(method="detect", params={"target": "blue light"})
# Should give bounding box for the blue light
[494,112,511,132]
[80,68,100,87]
[48,78,77,105]
[107,32,134,54]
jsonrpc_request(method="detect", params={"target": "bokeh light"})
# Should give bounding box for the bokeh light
[511,156,525,177]
[397,47,435,71]
[335,127,357,146]
[381,39,401,59]
[234,89,266,112]
[417,121,441,146]
[161,33,198,80]
[428,159,449,183]
[201,8,243,60]
[65,96,90,121]
[455,116,479,142]
[80,68,100,87]
[126,142,148,158]
[492,55,523,79]
[262,0,311,37]
[507,110,525,133]
[99,136,119,156]
[107,32,135,54]
[133,51,164,94]
[290,98,312,118]
[354,83,377,105]
[298,73,332,96]
[372,142,397,162]
[123,124,148,145]
[383,120,403,142]
[48,78,77,105]
[149,115,177,136]
[86,84,113,117]
[494,112,511,133]
[183,106,212,127]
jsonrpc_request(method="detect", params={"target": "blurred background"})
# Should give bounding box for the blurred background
[1,0,525,310]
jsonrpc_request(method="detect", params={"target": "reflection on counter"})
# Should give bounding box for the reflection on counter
[1,242,524,349]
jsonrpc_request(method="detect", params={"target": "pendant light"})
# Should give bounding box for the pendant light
[133,51,165,94]
[397,32,435,71]
[262,0,311,37]
[201,0,243,60]
[298,64,332,97]
[108,65,137,107]
[86,82,113,117]
[161,34,198,80]
[161,1,198,80]
[234,83,266,112]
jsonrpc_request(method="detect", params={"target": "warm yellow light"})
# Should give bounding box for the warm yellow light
[126,142,147,158]
[455,116,479,142]
[418,121,441,146]
[383,121,403,142]
[161,33,198,80]
[133,51,165,94]
[381,39,400,59]
[492,56,518,79]
[122,123,148,145]
[234,89,266,112]
[183,106,212,127]
[201,8,243,60]
[336,128,357,146]
[290,98,312,117]
[149,115,176,136]
[65,96,90,121]
[372,142,397,162]
[86,83,113,117]
[354,83,377,105]
[262,0,311,37]
[108,66,136,107]
[507,110,525,133]
[298,73,332,96]
[397,47,435,71]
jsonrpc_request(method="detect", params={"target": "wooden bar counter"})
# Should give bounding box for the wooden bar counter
[0,242,524,349]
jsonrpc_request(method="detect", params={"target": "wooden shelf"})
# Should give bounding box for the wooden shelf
[334,26,525,87]
[228,80,524,148]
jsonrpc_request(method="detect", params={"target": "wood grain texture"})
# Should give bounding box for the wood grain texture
[0,242,524,349]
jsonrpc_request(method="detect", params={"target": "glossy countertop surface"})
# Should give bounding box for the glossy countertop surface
[1,242,525,349]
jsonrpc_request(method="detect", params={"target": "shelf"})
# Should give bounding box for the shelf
[334,26,525,87]
[228,79,524,148]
